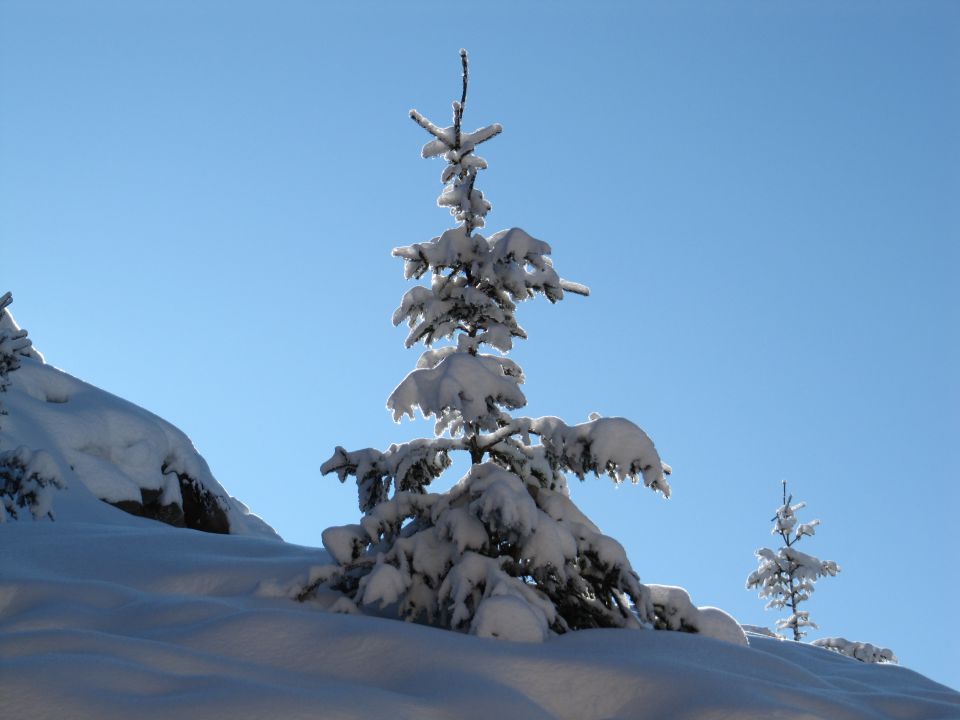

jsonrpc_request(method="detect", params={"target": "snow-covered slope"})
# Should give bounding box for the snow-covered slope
[0,320,276,537]
[1,517,958,720]
[2,312,958,718]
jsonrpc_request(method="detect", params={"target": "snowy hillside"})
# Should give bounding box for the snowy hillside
[2,518,958,720]
[0,306,275,538]
[1,314,957,718]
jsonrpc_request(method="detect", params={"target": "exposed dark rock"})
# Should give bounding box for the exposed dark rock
[106,468,230,534]
[110,488,185,528]
[177,472,230,534]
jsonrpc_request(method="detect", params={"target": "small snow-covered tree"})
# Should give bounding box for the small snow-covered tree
[746,480,839,641]
[299,51,673,640]
[0,292,33,426]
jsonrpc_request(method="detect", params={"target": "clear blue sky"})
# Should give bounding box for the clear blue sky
[2,0,957,690]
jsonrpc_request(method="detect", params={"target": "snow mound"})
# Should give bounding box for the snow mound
[471,593,550,642]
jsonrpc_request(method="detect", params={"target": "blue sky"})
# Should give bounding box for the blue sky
[2,0,957,690]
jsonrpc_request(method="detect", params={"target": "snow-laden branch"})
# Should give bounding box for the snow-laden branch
[387,352,525,434]
[528,415,671,497]
[321,438,460,512]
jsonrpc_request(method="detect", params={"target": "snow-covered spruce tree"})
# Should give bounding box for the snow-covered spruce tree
[746,480,839,641]
[298,51,672,641]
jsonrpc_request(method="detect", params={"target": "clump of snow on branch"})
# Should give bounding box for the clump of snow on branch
[530,416,671,496]
[300,49,688,643]
[812,637,898,664]
[388,351,526,432]
[746,480,839,641]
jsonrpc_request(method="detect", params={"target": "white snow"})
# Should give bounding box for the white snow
[471,593,550,642]
[387,351,526,432]
[359,559,410,608]
[320,523,367,564]
[463,462,540,538]
[812,637,899,664]
[530,415,671,496]
[647,584,748,646]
